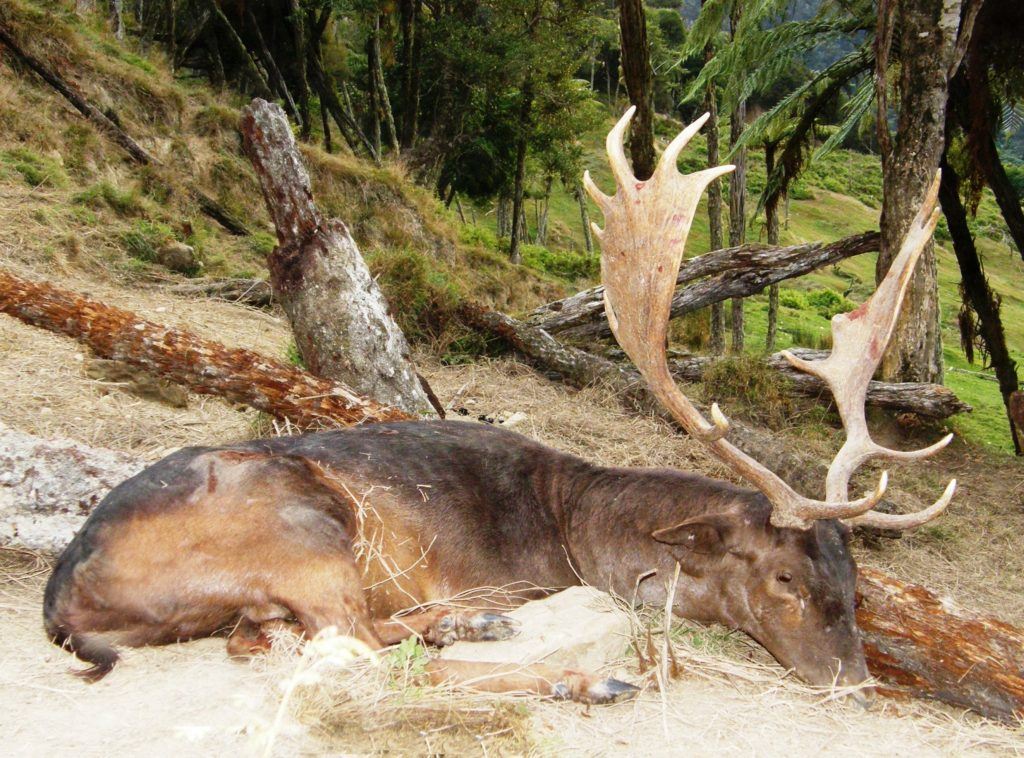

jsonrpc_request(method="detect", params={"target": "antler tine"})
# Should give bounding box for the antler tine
[607,106,638,190]
[777,171,955,529]
[657,112,710,178]
[847,479,957,531]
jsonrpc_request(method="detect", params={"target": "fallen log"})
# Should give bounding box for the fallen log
[240,99,434,417]
[858,567,1024,722]
[0,269,410,429]
[458,303,828,494]
[662,348,970,420]
[528,231,880,340]
[165,277,275,308]
[0,20,249,236]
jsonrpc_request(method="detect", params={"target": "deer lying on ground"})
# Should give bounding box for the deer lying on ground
[44,109,955,705]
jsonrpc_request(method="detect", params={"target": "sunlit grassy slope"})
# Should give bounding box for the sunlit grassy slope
[469,114,1024,454]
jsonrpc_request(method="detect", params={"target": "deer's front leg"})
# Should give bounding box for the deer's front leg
[373,606,520,647]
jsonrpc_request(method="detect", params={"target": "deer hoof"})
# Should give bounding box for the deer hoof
[552,676,640,704]
[434,612,520,646]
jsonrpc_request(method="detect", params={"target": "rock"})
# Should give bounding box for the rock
[156,241,197,274]
[439,586,632,672]
[0,421,144,552]
[85,357,189,407]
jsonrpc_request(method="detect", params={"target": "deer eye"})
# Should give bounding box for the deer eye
[777,571,793,584]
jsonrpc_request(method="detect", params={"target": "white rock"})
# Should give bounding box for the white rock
[440,585,632,672]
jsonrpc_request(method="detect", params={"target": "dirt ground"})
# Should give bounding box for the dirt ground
[2,260,1024,755]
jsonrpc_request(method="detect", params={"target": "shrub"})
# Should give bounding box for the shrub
[366,248,462,343]
[779,289,807,310]
[702,355,796,429]
[74,181,143,215]
[458,223,499,250]
[520,244,598,281]
[806,288,855,319]
[121,219,175,263]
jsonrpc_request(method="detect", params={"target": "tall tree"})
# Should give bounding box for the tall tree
[727,2,747,354]
[874,0,964,383]
[618,0,655,179]
[702,3,726,356]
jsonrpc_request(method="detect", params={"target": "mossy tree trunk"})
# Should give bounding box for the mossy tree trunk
[702,2,726,357]
[727,3,746,355]
[875,0,963,383]
[240,99,434,416]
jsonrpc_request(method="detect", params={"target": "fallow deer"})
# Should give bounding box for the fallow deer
[44,109,955,705]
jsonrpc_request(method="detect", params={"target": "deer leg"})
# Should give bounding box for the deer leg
[250,551,383,652]
[373,606,519,647]
[425,659,639,705]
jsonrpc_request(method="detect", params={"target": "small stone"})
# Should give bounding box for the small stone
[439,586,632,672]
[156,241,197,273]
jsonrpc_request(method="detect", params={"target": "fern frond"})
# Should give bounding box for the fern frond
[812,75,874,161]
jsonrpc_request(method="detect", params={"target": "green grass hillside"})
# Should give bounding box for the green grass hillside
[1,0,1020,453]
[467,114,1024,454]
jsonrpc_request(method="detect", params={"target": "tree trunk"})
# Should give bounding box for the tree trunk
[858,567,1024,723]
[366,34,382,158]
[703,27,726,357]
[305,26,376,160]
[203,0,274,100]
[764,142,781,352]
[240,99,433,416]
[618,0,655,179]
[875,0,962,383]
[0,270,409,429]
[287,0,312,141]
[369,14,400,155]
[321,103,332,153]
[728,119,747,353]
[528,232,881,341]
[536,176,552,246]
[939,154,1021,453]
[110,0,125,40]
[576,181,594,255]
[244,7,301,126]
[204,23,225,90]
[398,0,422,149]
[509,81,534,265]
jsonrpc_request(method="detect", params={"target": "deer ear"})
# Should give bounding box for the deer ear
[651,515,734,555]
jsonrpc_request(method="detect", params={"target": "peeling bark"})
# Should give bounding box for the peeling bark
[527,232,880,340]
[858,567,1024,722]
[0,269,410,429]
[240,99,433,416]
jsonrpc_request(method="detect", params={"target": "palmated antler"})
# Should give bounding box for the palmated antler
[586,108,955,531]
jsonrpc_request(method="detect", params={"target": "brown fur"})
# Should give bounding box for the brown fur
[44,420,867,695]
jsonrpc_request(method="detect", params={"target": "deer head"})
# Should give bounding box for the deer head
[584,108,956,696]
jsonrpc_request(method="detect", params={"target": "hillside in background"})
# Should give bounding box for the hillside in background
[0,0,1020,457]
